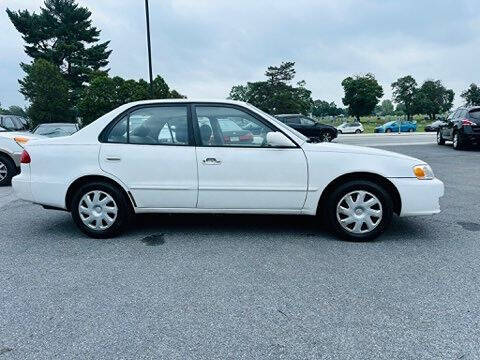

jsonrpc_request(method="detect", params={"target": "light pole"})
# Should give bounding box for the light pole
[144,0,154,98]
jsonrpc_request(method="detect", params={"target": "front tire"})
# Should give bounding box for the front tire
[323,180,394,241]
[385,128,392,133]
[437,131,445,145]
[355,129,361,134]
[0,154,16,186]
[321,132,333,142]
[71,182,133,238]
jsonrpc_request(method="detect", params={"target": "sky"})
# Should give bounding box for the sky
[1,0,479,109]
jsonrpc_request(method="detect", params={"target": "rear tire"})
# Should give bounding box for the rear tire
[71,182,133,238]
[452,131,464,150]
[322,180,394,241]
[437,131,445,145]
[321,132,333,142]
[386,128,392,133]
[355,129,361,134]
[0,154,16,186]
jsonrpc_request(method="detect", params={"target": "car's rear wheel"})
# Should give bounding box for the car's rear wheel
[0,154,16,186]
[386,128,392,133]
[437,131,445,145]
[338,130,343,134]
[355,129,361,134]
[452,131,464,150]
[323,180,394,241]
[71,182,132,238]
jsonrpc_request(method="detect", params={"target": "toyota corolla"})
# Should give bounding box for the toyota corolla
[13,100,444,241]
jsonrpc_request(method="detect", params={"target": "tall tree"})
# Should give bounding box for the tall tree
[312,100,343,117]
[375,99,395,116]
[414,80,454,120]
[20,59,71,126]
[229,62,313,115]
[461,83,480,106]
[78,74,185,125]
[391,75,417,120]
[7,0,112,106]
[341,74,383,121]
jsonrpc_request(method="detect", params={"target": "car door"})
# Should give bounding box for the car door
[444,110,460,139]
[193,104,308,210]
[99,104,198,209]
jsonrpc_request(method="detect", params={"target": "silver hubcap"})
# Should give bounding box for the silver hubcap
[0,161,7,182]
[78,190,118,231]
[323,133,331,142]
[336,191,383,234]
[437,132,441,142]
[453,134,458,147]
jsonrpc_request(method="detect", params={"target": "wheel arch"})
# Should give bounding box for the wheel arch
[0,150,17,167]
[317,172,402,216]
[65,175,136,211]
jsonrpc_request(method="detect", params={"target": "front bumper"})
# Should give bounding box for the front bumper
[389,177,444,216]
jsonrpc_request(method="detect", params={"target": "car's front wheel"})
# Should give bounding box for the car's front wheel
[385,128,392,133]
[323,180,394,241]
[437,131,445,145]
[321,132,333,142]
[71,182,133,238]
[0,154,16,186]
[355,129,361,134]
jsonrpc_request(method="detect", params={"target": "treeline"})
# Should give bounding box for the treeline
[5,0,184,127]
[5,0,480,126]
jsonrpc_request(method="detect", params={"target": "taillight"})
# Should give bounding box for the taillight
[20,150,31,164]
[462,119,475,126]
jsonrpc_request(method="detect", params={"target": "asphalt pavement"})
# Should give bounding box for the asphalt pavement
[1,135,479,359]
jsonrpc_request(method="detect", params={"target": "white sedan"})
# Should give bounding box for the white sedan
[13,100,444,241]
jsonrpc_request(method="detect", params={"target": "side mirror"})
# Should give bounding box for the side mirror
[266,131,295,147]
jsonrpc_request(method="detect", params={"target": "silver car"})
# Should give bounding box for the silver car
[0,132,42,186]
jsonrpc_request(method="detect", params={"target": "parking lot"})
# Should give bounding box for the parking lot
[1,134,479,359]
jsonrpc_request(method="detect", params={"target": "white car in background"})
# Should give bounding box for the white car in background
[337,121,364,134]
[13,100,444,241]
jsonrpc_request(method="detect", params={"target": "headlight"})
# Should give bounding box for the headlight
[413,164,434,180]
[14,137,29,148]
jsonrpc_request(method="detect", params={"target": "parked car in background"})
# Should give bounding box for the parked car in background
[0,132,43,186]
[337,121,364,134]
[437,106,480,150]
[32,123,80,138]
[275,114,338,142]
[0,115,29,132]
[13,99,444,241]
[375,120,417,133]
[425,120,447,132]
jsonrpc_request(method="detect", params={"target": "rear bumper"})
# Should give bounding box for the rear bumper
[389,177,444,216]
[12,170,34,203]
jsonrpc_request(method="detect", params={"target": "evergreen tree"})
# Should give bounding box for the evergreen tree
[7,0,112,105]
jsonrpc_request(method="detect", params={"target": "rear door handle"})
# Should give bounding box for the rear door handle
[202,157,222,165]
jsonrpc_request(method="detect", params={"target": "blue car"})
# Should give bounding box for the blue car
[375,120,417,133]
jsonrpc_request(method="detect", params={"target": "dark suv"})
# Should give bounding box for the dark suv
[437,106,480,150]
[275,114,338,142]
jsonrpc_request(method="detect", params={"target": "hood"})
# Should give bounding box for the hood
[303,141,423,162]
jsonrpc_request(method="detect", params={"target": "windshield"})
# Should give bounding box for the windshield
[34,124,78,137]
[247,105,308,142]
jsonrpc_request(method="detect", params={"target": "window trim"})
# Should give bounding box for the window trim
[191,103,300,149]
[99,103,195,146]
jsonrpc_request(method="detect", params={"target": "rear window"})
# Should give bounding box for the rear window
[469,110,480,120]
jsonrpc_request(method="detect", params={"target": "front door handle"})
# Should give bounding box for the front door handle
[202,157,222,165]
[105,156,121,162]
